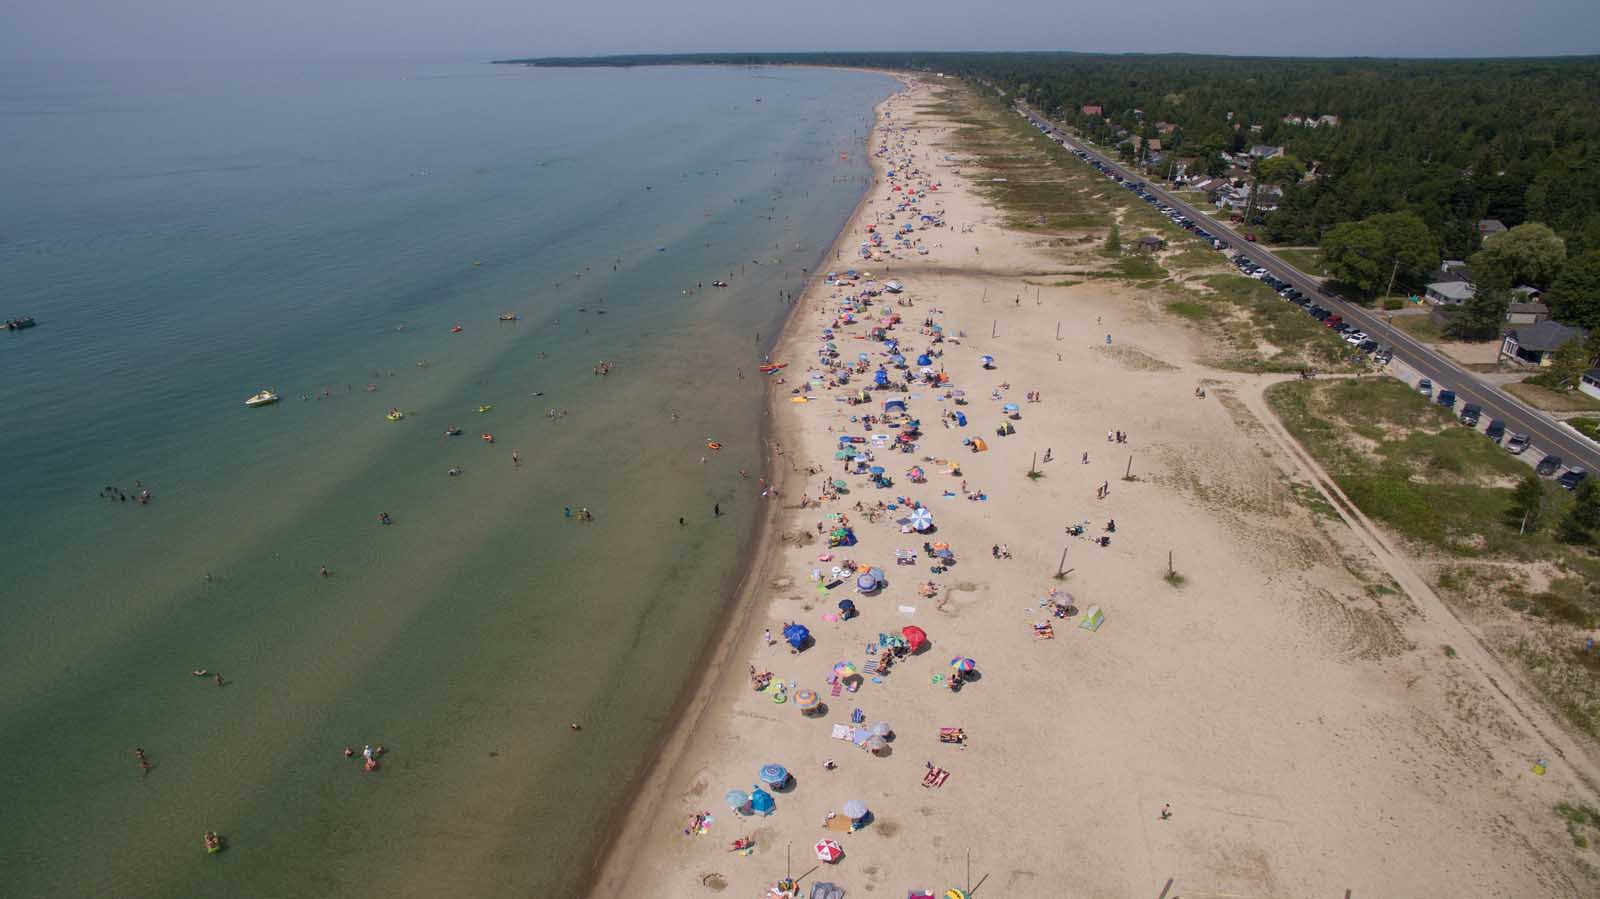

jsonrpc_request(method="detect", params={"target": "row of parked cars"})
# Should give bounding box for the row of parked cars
[1414,377,1588,489]
[1230,256,1397,362]
[1039,113,1593,493]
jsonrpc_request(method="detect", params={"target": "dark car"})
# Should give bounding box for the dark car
[1436,389,1456,408]
[1536,454,1563,477]
[1485,420,1506,443]
[1559,469,1589,490]
[1359,339,1380,353]
[1459,403,1481,426]
[1309,307,1331,320]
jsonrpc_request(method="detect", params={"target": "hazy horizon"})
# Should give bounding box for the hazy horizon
[1,0,1595,64]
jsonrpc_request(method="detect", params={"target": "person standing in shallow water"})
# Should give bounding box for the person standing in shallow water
[713,503,721,517]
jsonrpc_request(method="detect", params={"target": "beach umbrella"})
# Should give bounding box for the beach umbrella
[1003,402,1019,413]
[868,567,885,581]
[902,625,928,651]
[833,450,855,460]
[837,599,857,618]
[842,800,869,820]
[908,466,925,479]
[759,764,789,787]
[795,688,820,712]
[833,661,858,679]
[783,623,811,651]
[856,571,878,592]
[909,508,933,531]
[749,786,776,816]
[980,354,994,366]
[814,839,844,863]
[870,721,892,737]
[950,657,976,673]
[832,479,847,489]
[869,466,885,475]
[865,735,889,754]
[916,354,933,366]
[946,891,968,899]
[725,789,750,812]
[951,389,965,398]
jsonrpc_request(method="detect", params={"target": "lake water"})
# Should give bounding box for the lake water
[0,59,891,896]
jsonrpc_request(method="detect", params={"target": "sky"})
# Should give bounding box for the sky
[0,0,1596,62]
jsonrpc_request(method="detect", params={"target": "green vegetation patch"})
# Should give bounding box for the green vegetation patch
[1170,274,1362,373]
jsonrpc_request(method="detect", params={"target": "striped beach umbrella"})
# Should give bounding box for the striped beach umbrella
[814,839,844,863]
[950,657,976,673]
[794,689,820,712]
[725,789,749,812]
[833,661,858,679]
[759,764,788,787]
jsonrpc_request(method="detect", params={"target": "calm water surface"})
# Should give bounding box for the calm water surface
[0,59,891,896]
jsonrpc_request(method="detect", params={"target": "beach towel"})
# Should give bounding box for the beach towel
[831,724,852,741]
[862,659,878,676]
[831,680,843,697]
[824,815,853,833]
[1033,622,1055,639]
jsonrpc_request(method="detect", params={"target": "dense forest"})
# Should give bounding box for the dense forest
[501,52,1600,317]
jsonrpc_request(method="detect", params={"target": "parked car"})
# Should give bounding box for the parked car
[1485,420,1506,443]
[1373,349,1393,364]
[1460,403,1481,426]
[1536,454,1563,477]
[1559,468,1589,490]
[1359,339,1380,353]
[1436,389,1456,408]
[1506,432,1530,454]
[1324,315,1343,328]
[1418,378,1433,397]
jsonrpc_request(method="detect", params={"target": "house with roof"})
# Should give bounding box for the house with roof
[1281,114,1304,126]
[1249,145,1285,159]
[1136,235,1166,253]
[1425,281,1476,305]
[1581,368,1600,401]
[1311,114,1341,127]
[1081,105,1103,116]
[1500,321,1588,368]
[1505,302,1550,325]
[1478,219,1508,238]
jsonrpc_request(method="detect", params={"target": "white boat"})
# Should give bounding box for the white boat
[245,389,279,407]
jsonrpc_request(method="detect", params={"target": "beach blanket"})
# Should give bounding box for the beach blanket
[1033,622,1055,639]
[831,724,853,741]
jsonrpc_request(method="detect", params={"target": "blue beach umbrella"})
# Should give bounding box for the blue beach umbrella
[783,623,811,651]
[726,789,750,812]
[838,599,857,618]
[869,466,886,475]
[916,354,933,366]
[1003,403,1019,414]
[856,571,879,592]
[749,786,776,816]
[759,764,789,787]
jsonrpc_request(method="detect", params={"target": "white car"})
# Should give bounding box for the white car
[1344,331,1367,344]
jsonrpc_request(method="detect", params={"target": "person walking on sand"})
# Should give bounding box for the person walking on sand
[1160,803,1172,820]
[713,503,721,517]
[320,565,330,578]
[512,450,520,467]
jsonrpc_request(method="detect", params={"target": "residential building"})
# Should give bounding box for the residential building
[1281,114,1304,126]
[1505,302,1550,325]
[1249,145,1285,159]
[1155,122,1177,134]
[1311,114,1341,127]
[1425,281,1477,305]
[1500,321,1588,367]
[1478,219,1508,238]
[1511,285,1544,302]
[1136,236,1166,253]
[1581,368,1600,401]
[1081,105,1103,116]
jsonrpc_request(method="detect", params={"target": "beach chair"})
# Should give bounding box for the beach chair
[921,766,949,788]
[1033,622,1055,640]
[938,727,965,744]
[831,680,844,697]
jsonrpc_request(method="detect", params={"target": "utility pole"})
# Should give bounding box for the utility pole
[1384,258,1401,304]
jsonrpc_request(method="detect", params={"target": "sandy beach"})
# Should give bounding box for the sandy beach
[587,76,1600,898]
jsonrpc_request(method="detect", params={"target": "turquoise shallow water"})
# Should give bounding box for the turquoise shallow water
[0,59,891,896]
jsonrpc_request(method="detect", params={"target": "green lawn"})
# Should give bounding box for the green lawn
[1389,313,1447,342]
[1505,381,1600,413]
[1273,247,1325,275]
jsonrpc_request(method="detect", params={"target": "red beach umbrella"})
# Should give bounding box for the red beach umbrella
[901,625,928,652]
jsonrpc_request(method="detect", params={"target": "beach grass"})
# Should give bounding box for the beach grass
[1268,376,1600,735]
[1164,274,1363,373]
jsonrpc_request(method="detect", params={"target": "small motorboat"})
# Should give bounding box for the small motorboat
[475,404,492,414]
[481,433,494,444]
[451,324,463,333]
[5,316,36,330]
[443,426,462,436]
[386,409,405,422]
[245,389,279,408]
[203,831,224,854]
[758,363,787,373]
[498,313,519,322]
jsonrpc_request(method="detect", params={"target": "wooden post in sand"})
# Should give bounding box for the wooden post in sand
[1125,454,1134,479]
[1030,451,1038,475]
[1168,550,1174,576]
[990,319,997,338]
[1057,545,1069,577]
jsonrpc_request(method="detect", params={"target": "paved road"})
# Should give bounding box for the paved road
[1015,103,1598,478]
